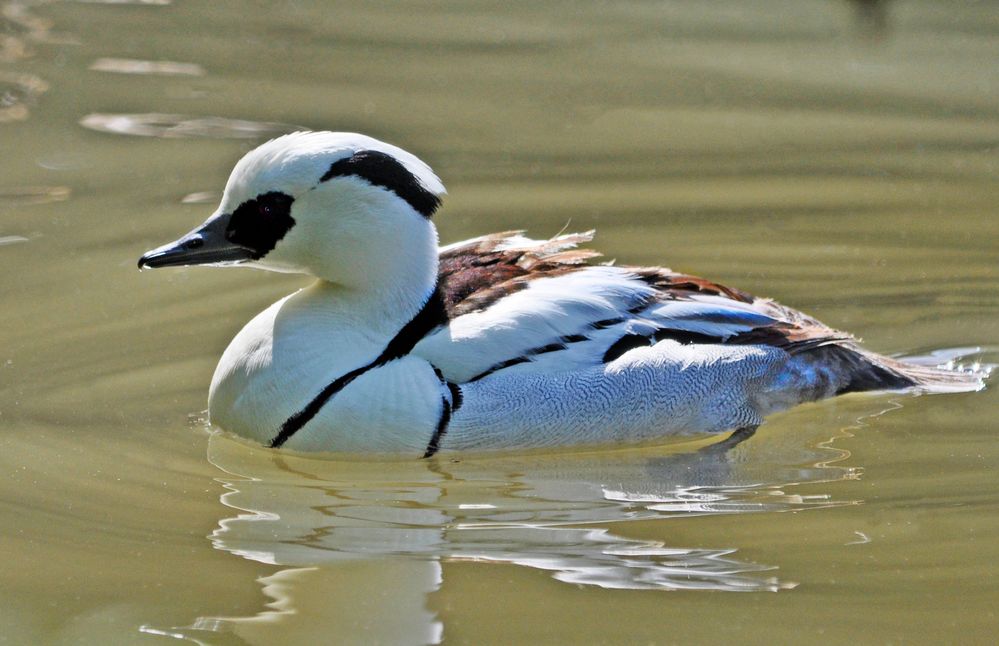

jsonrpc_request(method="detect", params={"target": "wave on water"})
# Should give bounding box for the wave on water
[79,113,303,139]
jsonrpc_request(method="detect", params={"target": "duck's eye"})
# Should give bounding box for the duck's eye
[225,191,296,259]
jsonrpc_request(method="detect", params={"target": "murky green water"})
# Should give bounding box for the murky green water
[2,1,998,643]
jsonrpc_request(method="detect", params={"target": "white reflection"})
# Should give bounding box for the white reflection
[79,113,301,139]
[0,185,70,205]
[151,406,900,644]
[89,57,204,76]
[70,0,170,5]
[145,563,443,646]
[0,72,48,122]
[448,526,787,591]
[201,430,853,590]
[1,1,56,64]
[180,191,218,204]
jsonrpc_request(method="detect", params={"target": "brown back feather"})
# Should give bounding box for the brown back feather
[438,232,599,318]
[437,232,855,356]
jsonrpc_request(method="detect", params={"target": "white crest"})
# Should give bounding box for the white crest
[221,131,445,209]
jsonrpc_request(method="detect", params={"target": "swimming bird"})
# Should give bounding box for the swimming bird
[138,132,985,456]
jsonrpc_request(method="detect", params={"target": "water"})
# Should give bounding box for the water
[2,1,998,643]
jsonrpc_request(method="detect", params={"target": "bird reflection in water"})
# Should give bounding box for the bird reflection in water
[146,406,881,644]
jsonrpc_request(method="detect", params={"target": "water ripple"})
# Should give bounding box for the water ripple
[152,430,863,642]
[0,185,70,206]
[79,113,302,139]
[69,0,170,5]
[180,191,218,204]
[0,72,47,122]
[0,1,54,62]
[89,57,204,76]
[202,433,856,593]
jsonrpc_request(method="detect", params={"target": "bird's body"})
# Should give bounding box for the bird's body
[140,132,985,456]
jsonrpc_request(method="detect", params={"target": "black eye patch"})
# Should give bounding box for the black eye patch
[225,191,296,259]
[320,149,441,218]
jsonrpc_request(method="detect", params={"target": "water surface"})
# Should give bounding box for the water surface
[2,1,998,643]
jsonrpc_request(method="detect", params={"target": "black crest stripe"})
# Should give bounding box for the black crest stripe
[320,150,441,218]
[269,287,448,448]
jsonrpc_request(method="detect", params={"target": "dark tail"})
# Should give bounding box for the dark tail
[812,344,989,396]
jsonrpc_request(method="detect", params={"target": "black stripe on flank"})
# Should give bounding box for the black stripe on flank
[422,396,452,458]
[423,373,460,458]
[533,342,567,355]
[269,287,448,448]
[627,302,650,315]
[603,328,727,364]
[465,331,594,383]
[447,381,463,412]
[653,329,724,345]
[602,333,652,363]
[591,317,625,330]
[320,150,442,218]
[468,356,531,383]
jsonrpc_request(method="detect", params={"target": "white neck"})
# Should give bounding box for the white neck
[311,215,439,332]
[262,180,442,330]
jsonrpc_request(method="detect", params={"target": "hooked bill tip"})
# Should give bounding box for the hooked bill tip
[137,250,157,270]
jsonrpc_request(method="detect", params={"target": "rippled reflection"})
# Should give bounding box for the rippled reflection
[203,434,852,587]
[0,71,47,122]
[70,0,170,5]
[0,1,54,63]
[79,113,301,139]
[180,191,218,204]
[89,57,204,76]
[140,418,873,643]
[0,185,70,205]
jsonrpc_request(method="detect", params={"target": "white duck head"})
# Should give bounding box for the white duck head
[139,132,446,294]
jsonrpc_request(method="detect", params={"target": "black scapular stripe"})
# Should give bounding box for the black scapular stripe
[320,150,441,218]
[269,288,448,448]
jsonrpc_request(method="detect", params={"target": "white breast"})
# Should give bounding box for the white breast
[208,282,442,449]
[280,356,444,453]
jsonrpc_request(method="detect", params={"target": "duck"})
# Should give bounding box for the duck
[138,131,986,457]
